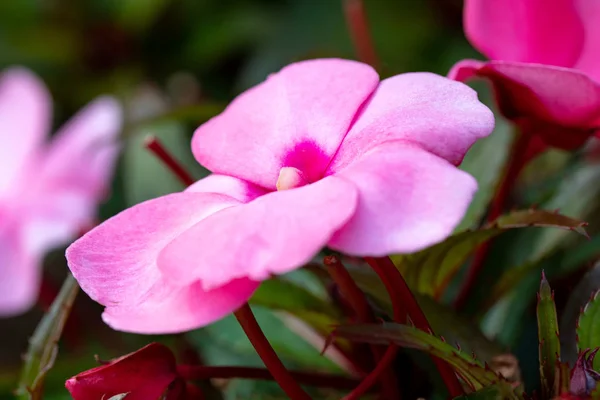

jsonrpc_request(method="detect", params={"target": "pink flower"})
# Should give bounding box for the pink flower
[66,59,493,334]
[0,68,121,316]
[450,0,600,150]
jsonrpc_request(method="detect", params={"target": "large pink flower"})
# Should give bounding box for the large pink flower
[66,59,493,334]
[0,68,121,316]
[450,0,600,150]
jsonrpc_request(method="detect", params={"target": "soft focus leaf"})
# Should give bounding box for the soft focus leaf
[452,383,518,400]
[334,323,519,395]
[250,278,341,335]
[15,275,79,400]
[537,272,560,398]
[393,209,587,298]
[561,263,600,364]
[577,290,600,371]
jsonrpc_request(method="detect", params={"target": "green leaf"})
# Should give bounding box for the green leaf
[334,323,519,396]
[16,275,79,400]
[554,361,571,397]
[536,272,560,398]
[577,290,600,370]
[452,383,519,400]
[392,209,587,298]
[249,277,341,335]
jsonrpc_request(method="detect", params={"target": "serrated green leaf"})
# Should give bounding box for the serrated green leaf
[334,323,519,396]
[537,272,560,398]
[577,290,600,371]
[16,274,79,400]
[554,361,571,397]
[392,209,587,298]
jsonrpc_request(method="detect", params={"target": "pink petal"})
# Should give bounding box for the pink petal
[450,60,600,147]
[66,192,249,334]
[192,59,378,189]
[186,174,267,202]
[328,141,477,255]
[574,0,600,81]
[464,0,584,66]
[329,72,494,171]
[158,176,357,289]
[0,68,51,195]
[0,225,39,316]
[102,279,258,334]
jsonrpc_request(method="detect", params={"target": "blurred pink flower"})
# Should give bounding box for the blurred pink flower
[67,58,493,334]
[450,0,600,151]
[0,68,121,316]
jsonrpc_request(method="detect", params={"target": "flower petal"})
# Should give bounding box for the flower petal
[192,59,378,189]
[66,343,178,400]
[464,0,584,66]
[329,72,494,171]
[66,192,244,333]
[450,60,600,148]
[158,176,358,289]
[102,278,259,334]
[0,225,39,316]
[186,174,267,202]
[0,68,50,195]
[328,141,477,255]
[574,0,600,81]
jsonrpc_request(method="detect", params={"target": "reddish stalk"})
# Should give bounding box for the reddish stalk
[144,135,195,186]
[342,346,398,400]
[324,255,400,398]
[365,256,464,398]
[453,132,536,310]
[234,304,311,399]
[177,365,360,390]
[342,0,379,68]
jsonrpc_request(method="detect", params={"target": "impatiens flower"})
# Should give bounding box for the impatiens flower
[66,342,198,400]
[67,58,494,334]
[450,0,600,151]
[0,68,121,316]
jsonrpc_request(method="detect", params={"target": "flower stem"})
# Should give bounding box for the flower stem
[342,0,379,68]
[177,365,360,390]
[144,135,195,186]
[365,256,464,398]
[233,304,311,400]
[453,132,537,310]
[324,255,400,399]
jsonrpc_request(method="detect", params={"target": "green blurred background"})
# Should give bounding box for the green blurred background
[3,1,598,399]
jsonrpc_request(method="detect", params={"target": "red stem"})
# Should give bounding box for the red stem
[144,135,195,186]
[453,132,536,310]
[324,255,400,399]
[233,304,311,399]
[177,365,360,390]
[342,0,379,68]
[342,346,398,400]
[365,256,464,398]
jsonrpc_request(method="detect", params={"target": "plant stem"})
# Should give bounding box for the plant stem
[177,365,360,390]
[453,132,536,310]
[342,346,398,400]
[233,304,311,400]
[365,256,464,398]
[144,135,195,186]
[342,0,379,68]
[324,255,400,398]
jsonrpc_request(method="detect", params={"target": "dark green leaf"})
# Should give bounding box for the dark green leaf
[577,290,600,371]
[393,209,587,298]
[536,272,560,398]
[16,275,79,400]
[452,383,519,400]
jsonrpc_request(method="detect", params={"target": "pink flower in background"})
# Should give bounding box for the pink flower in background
[450,0,600,151]
[0,68,121,316]
[67,58,493,334]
